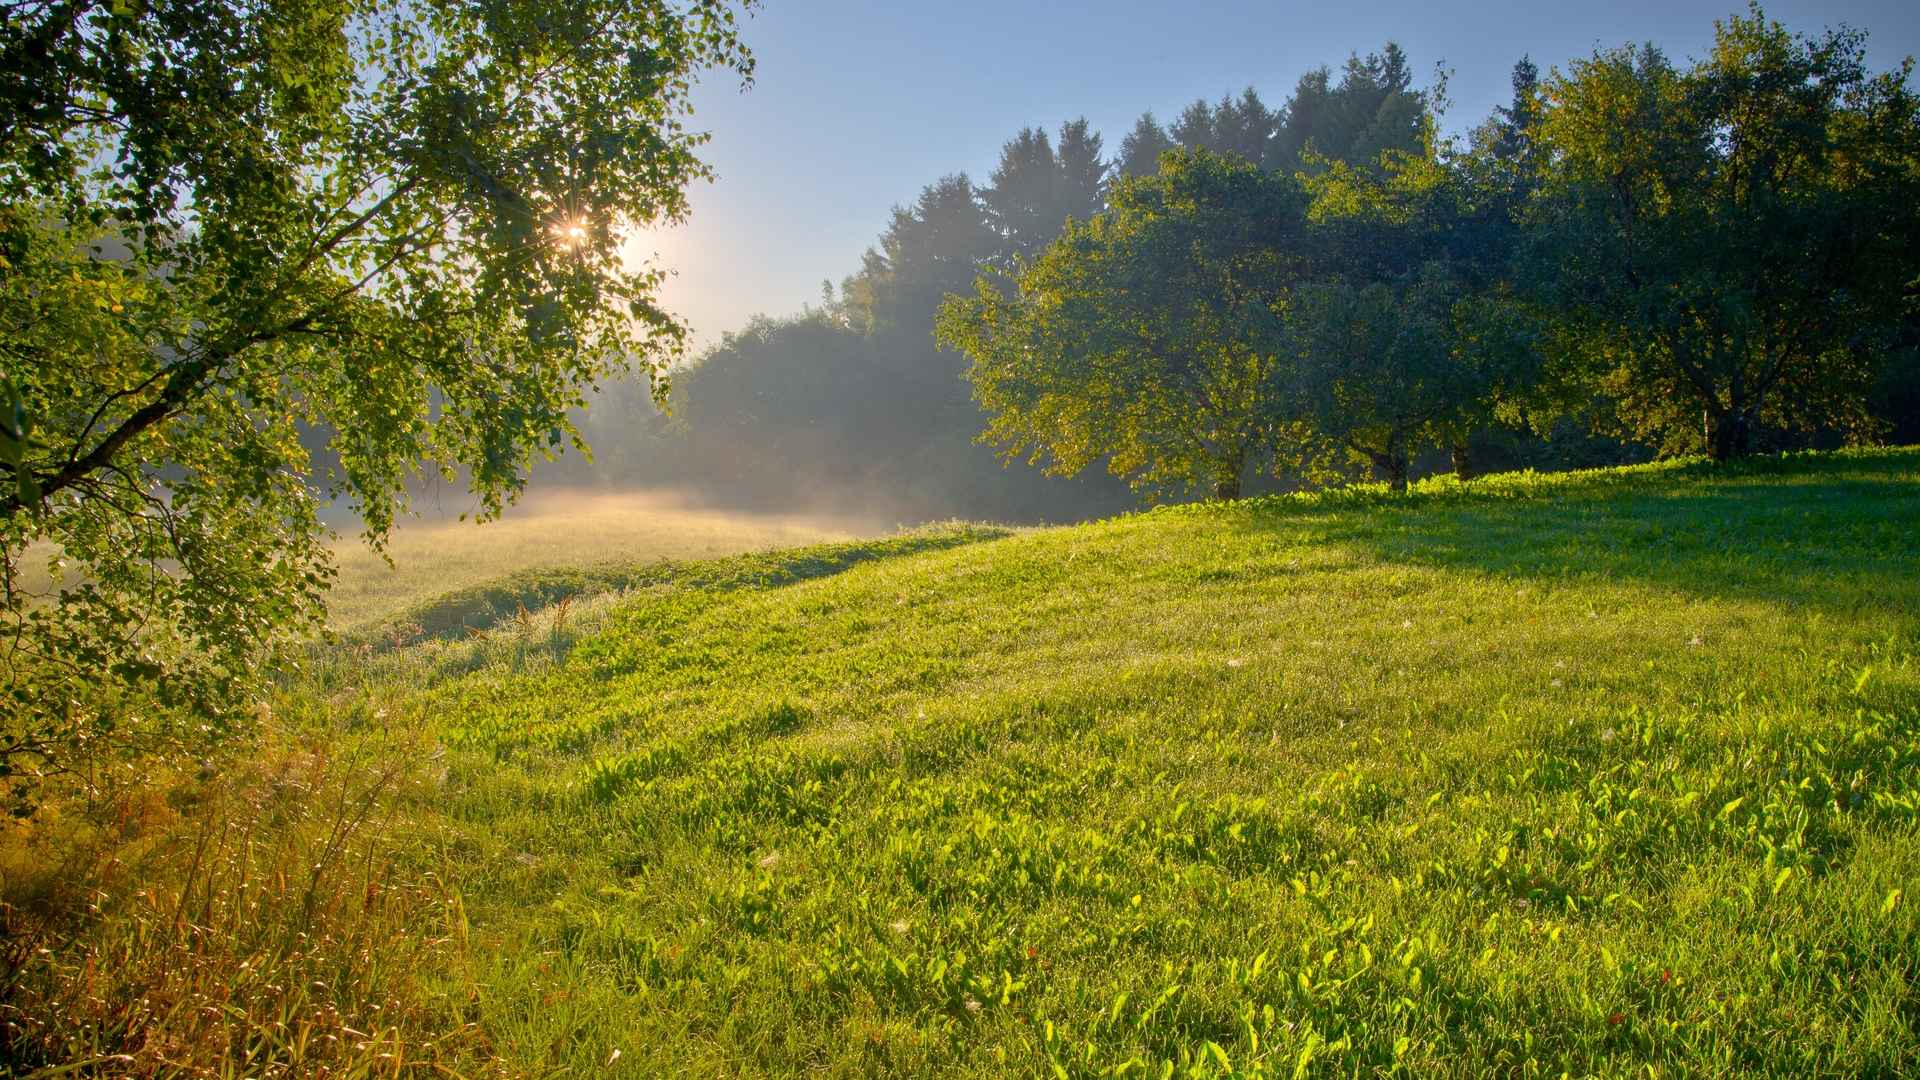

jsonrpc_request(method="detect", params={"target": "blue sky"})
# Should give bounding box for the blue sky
[627,0,1920,349]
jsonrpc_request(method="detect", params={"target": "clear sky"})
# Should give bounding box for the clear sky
[624,0,1920,350]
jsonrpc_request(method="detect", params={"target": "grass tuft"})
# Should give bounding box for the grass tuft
[0,730,494,1078]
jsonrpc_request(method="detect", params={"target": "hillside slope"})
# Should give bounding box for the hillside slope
[413,450,1918,1077]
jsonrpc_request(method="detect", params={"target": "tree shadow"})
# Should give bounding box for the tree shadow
[1237,451,1920,620]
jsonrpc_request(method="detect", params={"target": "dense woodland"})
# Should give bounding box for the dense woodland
[561,22,1920,521]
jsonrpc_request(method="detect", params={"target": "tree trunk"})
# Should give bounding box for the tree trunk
[1705,407,1751,462]
[1368,448,1409,493]
[1450,440,1474,482]
[1211,446,1245,500]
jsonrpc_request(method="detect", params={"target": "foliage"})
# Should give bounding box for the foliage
[945,11,1916,503]
[620,310,1135,522]
[1291,132,1542,488]
[1115,45,1430,178]
[570,40,1453,525]
[938,152,1310,500]
[940,129,1541,499]
[600,115,1152,524]
[1530,8,1920,459]
[940,47,1532,504]
[1115,111,1177,180]
[843,175,998,338]
[0,0,754,799]
[1287,268,1524,489]
[980,120,1107,261]
[552,15,1916,525]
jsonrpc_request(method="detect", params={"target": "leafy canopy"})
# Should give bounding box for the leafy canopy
[1293,134,1542,489]
[1530,7,1920,459]
[0,0,754,797]
[937,151,1309,501]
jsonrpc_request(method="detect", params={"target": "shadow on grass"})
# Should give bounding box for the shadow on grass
[1238,449,1920,620]
[354,523,1014,646]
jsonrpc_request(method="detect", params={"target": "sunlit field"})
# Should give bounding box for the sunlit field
[12,449,1915,1077]
[13,0,1920,1075]
[323,488,875,629]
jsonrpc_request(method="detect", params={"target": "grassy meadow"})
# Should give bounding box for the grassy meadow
[7,449,1919,1077]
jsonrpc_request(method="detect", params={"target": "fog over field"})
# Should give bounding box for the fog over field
[324,488,886,628]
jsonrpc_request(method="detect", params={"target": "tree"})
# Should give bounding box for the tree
[1532,9,1920,459]
[1115,111,1175,179]
[1054,119,1109,226]
[980,119,1107,262]
[1491,57,1543,177]
[1271,46,1429,174]
[1169,89,1277,165]
[1294,142,1540,489]
[1271,68,1334,173]
[1465,57,1543,220]
[0,0,754,801]
[981,128,1062,260]
[937,151,1308,501]
[1289,270,1534,489]
[846,174,997,337]
[653,308,1133,522]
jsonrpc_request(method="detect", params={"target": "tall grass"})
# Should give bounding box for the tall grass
[0,727,491,1077]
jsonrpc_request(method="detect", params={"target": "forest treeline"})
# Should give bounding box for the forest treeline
[560,12,1920,521]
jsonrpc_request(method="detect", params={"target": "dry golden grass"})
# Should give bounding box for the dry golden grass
[0,725,495,1078]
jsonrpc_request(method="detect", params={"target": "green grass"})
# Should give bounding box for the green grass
[374,447,1920,1077]
[17,449,1920,1077]
[355,523,1013,647]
